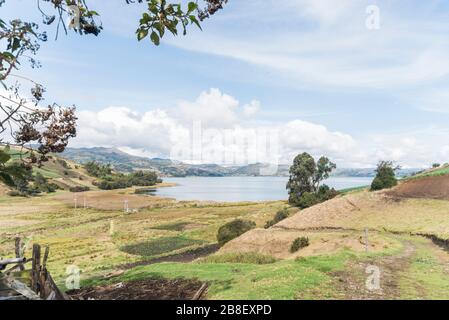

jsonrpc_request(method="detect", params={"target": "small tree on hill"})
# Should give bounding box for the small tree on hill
[287,152,337,208]
[370,161,399,191]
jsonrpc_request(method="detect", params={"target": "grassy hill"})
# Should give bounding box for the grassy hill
[0,146,97,194]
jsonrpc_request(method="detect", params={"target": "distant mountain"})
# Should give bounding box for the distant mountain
[62,147,290,177]
[62,147,420,178]
[332,168,420,178]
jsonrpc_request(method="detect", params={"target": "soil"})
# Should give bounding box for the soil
[53,187,176,211]
[388,175,449,200]
[119,244,220,269]
[67,278,206,300]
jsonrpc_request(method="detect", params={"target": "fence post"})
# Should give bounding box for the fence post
[14,237,24,271]
[31,244,41,293]
[364,228,369,253]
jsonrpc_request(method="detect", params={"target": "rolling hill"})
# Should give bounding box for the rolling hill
[62,147,419,178]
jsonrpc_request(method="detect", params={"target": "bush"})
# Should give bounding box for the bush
[370,161,398,191]
[69,185,90,192]
[265,208,289,228]
[290,237,309,253]
[32,173,58,193]
[7,190,27,197]
[432,163,441,168]
[217,219,256,247]
[295,192,319,209]
[57,159,69,168]
[295,185,338,209]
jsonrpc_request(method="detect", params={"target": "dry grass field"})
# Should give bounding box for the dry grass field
[1,173,449,299]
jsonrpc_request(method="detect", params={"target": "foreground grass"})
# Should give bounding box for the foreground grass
[83,251,357,300]
[2,185,449,299]
[0,191,286,287]
[399,238,449,299]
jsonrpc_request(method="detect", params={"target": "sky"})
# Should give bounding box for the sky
[2,0,449,168]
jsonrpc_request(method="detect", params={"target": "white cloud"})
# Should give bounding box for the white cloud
[71,89,359,165]
[177,88,240,128]
[281,120,355,155]
[70,88,449,168]
[243,100,261,117]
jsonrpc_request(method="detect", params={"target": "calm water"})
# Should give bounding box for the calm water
[152,176,373,202]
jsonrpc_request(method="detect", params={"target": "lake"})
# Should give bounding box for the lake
[151,176,373,202]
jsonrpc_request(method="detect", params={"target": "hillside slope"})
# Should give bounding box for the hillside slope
[221,174,449,259]
[0,147,97,195]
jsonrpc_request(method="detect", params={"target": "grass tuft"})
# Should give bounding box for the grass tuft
[120,236,204,257]
[199,252,277,265]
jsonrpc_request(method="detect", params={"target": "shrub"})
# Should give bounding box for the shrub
[290,237,309,253]
[296,192,319,209]
[370,161,398,191]
[7,190,26,197]
[217,219,256,247]
[432,163,441,168]
[32,173,58,193]
[294,185,338,209]
[57,159,69,168]
[265,208,290,228]
[69,185,90,192]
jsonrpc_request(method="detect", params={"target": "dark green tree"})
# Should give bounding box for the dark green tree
[287,153,337,208]
[370,161,399,191]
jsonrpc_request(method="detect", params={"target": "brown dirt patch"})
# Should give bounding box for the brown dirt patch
[388,175,449,200]
[220,228,390,259]
[53,187,176,211]
[275,192,382,230]
[67,278,206,300]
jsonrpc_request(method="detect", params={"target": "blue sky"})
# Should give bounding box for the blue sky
[3,0,449,167]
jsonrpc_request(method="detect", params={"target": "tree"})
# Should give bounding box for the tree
[286,152,337,208]
[1,0,228,188]
[432,163,441,168]
[1,1,79,188]
[370,161,399,191]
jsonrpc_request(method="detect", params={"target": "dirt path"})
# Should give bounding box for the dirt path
[277,226,449,299]
[332,239,416,300]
